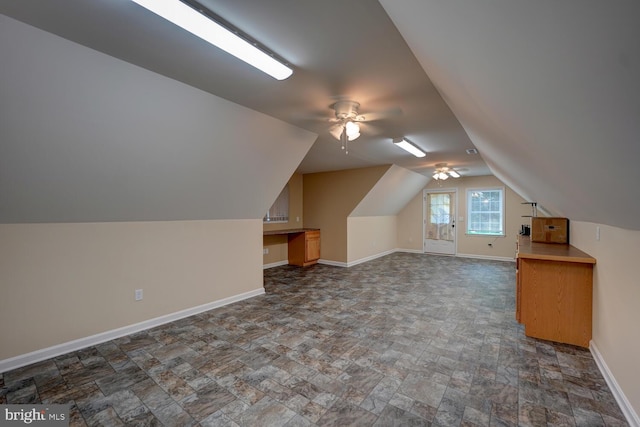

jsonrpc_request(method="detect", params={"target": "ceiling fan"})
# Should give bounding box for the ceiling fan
[325,100,399,154]
[433,163,462,180]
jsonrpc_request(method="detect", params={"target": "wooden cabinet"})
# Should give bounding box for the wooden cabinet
[288,230,320,267]
[516,236,595,347]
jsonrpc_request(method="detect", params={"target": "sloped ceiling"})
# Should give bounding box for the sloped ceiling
[381,0,640,231]
[2,1,639,229]
[0,15,316,223]
[350,165,429,217]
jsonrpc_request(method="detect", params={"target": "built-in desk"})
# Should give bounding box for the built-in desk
[516,236,596,347]
[263,229,320,267]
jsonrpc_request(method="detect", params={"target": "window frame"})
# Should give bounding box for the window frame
[264,184,289,223]
[466,186,505,236]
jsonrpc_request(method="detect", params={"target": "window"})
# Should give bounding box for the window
[264,185,289,223]
[467,187,505,236]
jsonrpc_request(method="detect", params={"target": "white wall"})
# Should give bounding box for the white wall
[0,220,263,363]
[571,222,640,421]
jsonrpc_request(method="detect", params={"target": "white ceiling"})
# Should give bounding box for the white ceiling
[1,1,639,229]
[0,0,485,177]
[381,0,640,230]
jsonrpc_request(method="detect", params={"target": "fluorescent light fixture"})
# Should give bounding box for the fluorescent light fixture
[392,138,426,158]
[130,0,293,80]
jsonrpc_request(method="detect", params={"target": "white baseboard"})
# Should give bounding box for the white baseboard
[456,253,516,262]
[263,260,288,269]
[345,249,396,267]
[590,341,640,427]
[395,248,423,254]
[319,249,511,268]
[318,259,347,267]
[0,288,265,374]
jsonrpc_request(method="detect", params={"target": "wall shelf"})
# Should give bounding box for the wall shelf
[521,202,538,217]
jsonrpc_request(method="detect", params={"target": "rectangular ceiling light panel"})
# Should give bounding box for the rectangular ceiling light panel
[131,0,293,80]
[393,138,426,158]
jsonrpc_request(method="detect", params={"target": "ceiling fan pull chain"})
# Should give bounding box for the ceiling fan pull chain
[341,126,348,153]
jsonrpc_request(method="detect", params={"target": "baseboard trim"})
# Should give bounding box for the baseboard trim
[590,341,640,427]
[318,259,347,268]
[306,250,515,268]
[395,248,423,254]
[345,249,396,267]
[0,288,265,374]
[263,260,288,269]
[456,253,516,262]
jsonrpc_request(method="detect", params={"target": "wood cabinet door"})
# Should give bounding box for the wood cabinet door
[305,232,320,261]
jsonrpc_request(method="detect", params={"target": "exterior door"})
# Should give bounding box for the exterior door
[424,189,456,255]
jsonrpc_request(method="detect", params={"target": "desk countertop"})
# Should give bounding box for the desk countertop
[517,236,595,264]
[263,228,319,236]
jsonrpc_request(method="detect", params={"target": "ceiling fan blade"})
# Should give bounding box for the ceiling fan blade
[359,122,382,136]
[357,107,402,122]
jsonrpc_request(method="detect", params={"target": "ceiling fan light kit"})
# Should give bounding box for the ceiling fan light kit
[345,121,361,141]
[392,138,426,158]
[130,0,293,80]
[433,163,461,180]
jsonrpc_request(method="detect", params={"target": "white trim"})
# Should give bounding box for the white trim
[395,248,423,254]
[318,258,347,268]
[320,249,513,267]
[456,253,516,263]
[590,341,640,427]
[345,249,396,267]
[424,188,458,255]
[263,260,288,269]
[466,186,506,237]
[0,288,265,374]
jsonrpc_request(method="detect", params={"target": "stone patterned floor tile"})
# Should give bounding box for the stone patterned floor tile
[0,253,630,426]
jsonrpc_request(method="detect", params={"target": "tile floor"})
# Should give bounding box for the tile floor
[0,253,628,426]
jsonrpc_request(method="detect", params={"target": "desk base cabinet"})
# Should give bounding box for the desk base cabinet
[288,230,320,267]
[518,258,593,347]
[516,236,595,348]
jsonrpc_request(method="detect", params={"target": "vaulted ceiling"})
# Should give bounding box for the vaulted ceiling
[1,1,638,229]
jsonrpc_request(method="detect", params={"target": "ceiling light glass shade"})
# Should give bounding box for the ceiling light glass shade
[433,164,461,180]
[345,121,360,141]
[392,138,426,158]
[130,0,293,80]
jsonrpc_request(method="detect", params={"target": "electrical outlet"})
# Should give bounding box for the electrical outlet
[135,289,143,301]
[263,247,269,255]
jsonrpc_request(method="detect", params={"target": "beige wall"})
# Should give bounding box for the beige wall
[263,173,304,265]
[397,188,425,252]
[0,219,263,361]
[303,166,390,263]
[571,222,640,416]
[347,216,397,264]
[398,175,530,259]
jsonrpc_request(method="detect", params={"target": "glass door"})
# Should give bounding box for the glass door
[424,189,456,255]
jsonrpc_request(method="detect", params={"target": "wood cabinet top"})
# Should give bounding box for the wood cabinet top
[263,228,319,236]
[517,236,596,264]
